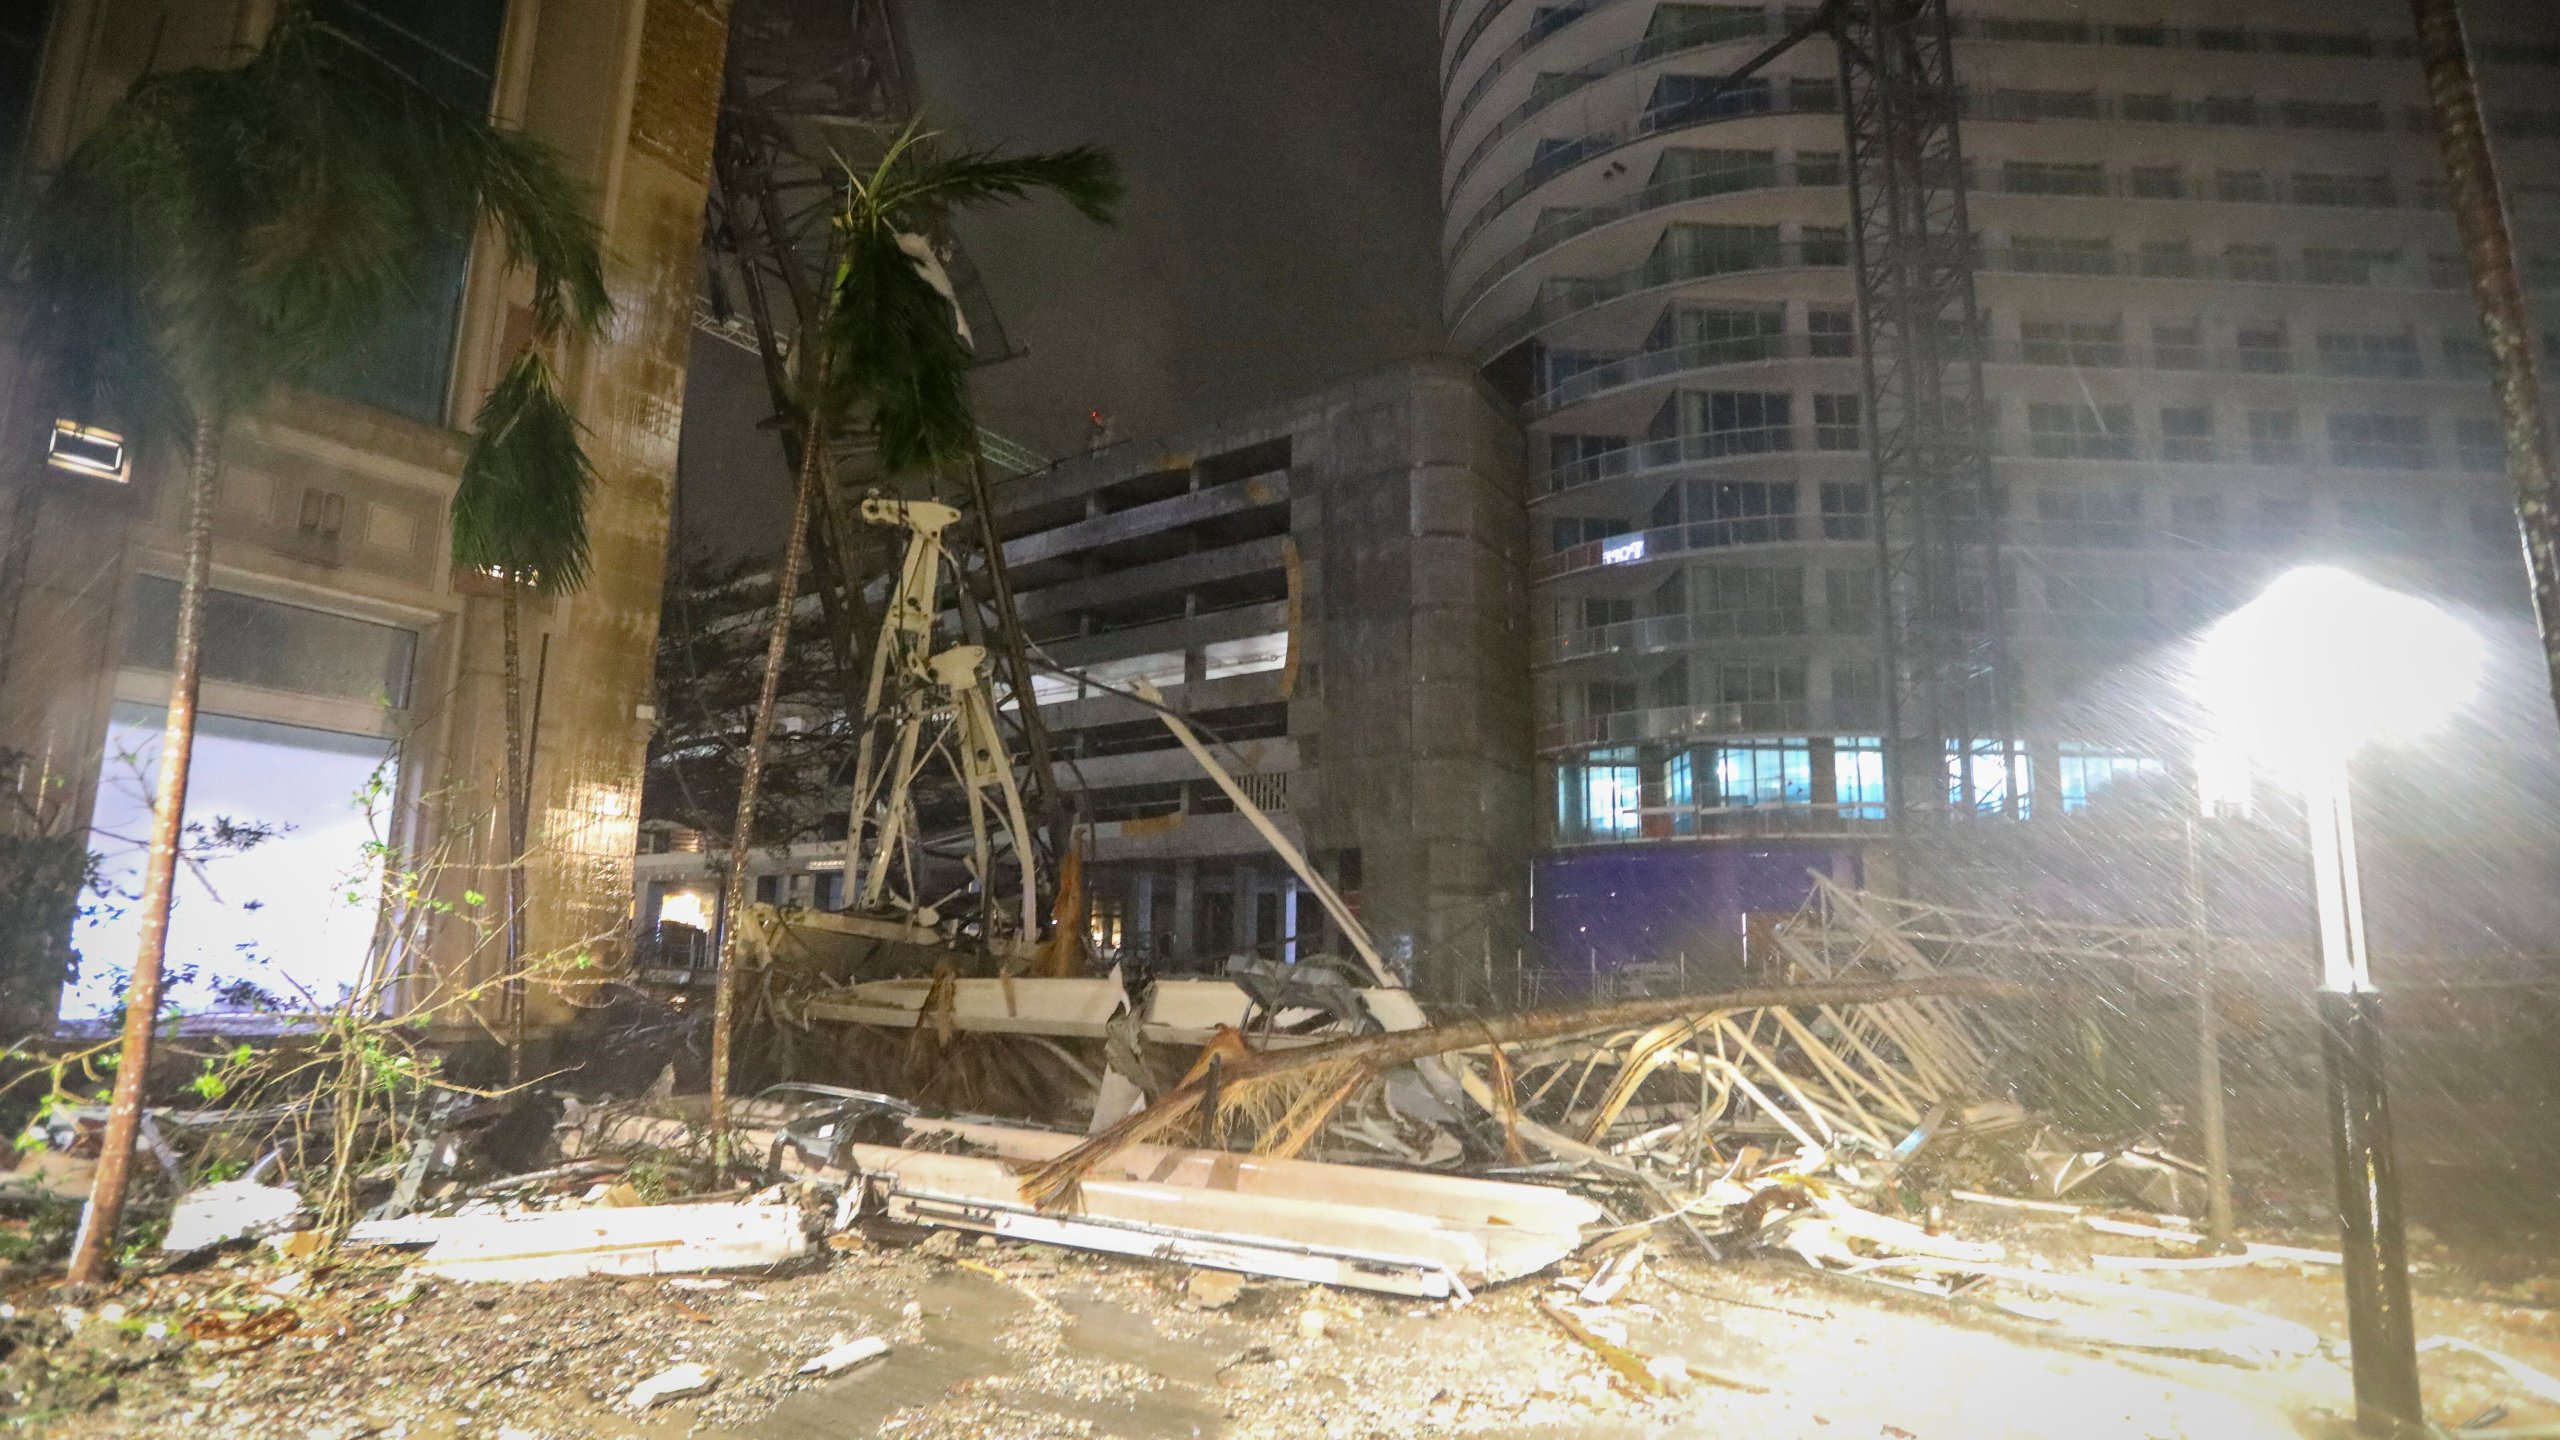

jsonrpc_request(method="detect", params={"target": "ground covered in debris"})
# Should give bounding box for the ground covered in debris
[15,1207,2560,1440]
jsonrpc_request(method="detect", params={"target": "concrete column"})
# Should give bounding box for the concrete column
[1235,864,1259,956]
[1171,859,1197,960]
[1131,868,1156,958]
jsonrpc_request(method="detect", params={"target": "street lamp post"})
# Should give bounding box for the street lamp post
[2194,566,2485,1439]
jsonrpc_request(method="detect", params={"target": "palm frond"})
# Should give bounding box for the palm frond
[19,1,612,444]
[450,352,595,595]
[815,133,1122,474]
[870,143,1124,228]
[822,221,979,471]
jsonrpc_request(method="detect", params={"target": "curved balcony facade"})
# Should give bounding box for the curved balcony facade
[1442,0,2558,845]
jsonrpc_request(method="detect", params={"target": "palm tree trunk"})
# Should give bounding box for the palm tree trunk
[500,578,530,1082]
[709,378,827,1154]
[68,414,222,1284]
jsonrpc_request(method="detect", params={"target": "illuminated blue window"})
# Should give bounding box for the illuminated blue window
[2055,741,2166,812]
[1559,748,1644,841]
[1834,736,1886,820]
[1712,738,1813,807]
[1947,742,2032,816]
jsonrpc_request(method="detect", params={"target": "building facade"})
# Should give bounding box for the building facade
[637,357,1535,997]
[1442,0,2559,964]
[0,0,729,1024]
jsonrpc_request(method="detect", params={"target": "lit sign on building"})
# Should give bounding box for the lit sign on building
[1599,535,1646,566]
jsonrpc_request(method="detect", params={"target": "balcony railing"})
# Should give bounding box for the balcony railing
[1450,77,1841,264]
[1451,158,2556,335]
[1534,334,2475,421]
[1487,232,2547,358]
[1539,699,1844,753]
[1536,332,1850,413]
[1444,0,1598,92]
[1448,10,1794,188]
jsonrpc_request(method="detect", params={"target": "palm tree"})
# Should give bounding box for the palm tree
[26,6,608,1283]
[449,350,600,1080]
[706,127,1119,1147]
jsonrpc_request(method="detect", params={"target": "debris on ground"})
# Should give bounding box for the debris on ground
[624,1360,717,1409]
[795,1334,890,1377]
[160,1177,301,1254]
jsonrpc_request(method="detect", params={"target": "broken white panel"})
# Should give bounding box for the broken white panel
[856,1121,1597,1296]
[350,1201,807,1282]
[162,1179,303,1253]
[805,974,1130,1038]
[803,972,1425,1047]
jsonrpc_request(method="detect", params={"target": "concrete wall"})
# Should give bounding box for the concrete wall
[1289,357,1534,994]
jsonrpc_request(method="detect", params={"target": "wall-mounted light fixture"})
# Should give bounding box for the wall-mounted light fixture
[47,420,129,482]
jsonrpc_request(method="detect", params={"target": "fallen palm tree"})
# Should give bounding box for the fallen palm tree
[1015,974,2029,1209]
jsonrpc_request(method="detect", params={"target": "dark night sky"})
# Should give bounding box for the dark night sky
[674,0,1449,561]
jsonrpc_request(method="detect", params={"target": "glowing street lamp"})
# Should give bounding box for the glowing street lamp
[2193,566,2484,1438]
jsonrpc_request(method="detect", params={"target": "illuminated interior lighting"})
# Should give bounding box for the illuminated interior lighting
[47,420,129,482]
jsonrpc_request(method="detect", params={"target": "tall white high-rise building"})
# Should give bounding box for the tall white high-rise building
[1442,0,2558,887]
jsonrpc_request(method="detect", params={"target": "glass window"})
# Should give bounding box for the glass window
[2302,247,2402,286]
[1669,305,1784,359]
[305,0,510,424]
[2160,406,2214,462]
[1560,750,1644,842]
[1665,749,1697,834]
[2457,418,2506,473]
[2293,172,2397,207]
[1653,222,1784,276]
[1711,738,1814,807]
[2009,236,2117,275]
[2234,323,2291,373]
[1794,150,1844,186]
[1834,735,1886,819]
[2328,412,2430,469]
[1677,479,1798,544]
[1946,743,2031,816]
[2338,496,2438,550]
[1813,393,1862,451]
[1999,91,2105,120]
[1699,565,1804,635]
[2027,403,2137,460]
[2251,496,2314,548]
[1820,481,1871,538]
[2246,408,2302,462]
[2223,244,2282,283]
[1677,391,1796,456]
[2045,573,2151,635]
[126,576,416,708]
[1651,146,1779,191]
[2315,330,2422,378]
[1809,307,1855,357]
[1801,225,1849,266]
[2150,322,2205,369]
[68,704,398,1018]
[2002,160,2108,194]
[2169,493,2225,547]
[2128,165,2183,198]
[2215,168,2273,202]
[1646,72,1773,126]
[2055,742,2166,813]
[0,1,50,178]
[1824,568,1876,632]
[2132,239,2197,278]
[2020,316,2125,366]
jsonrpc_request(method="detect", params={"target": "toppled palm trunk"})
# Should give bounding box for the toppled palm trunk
[1014,974,2027,1211]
